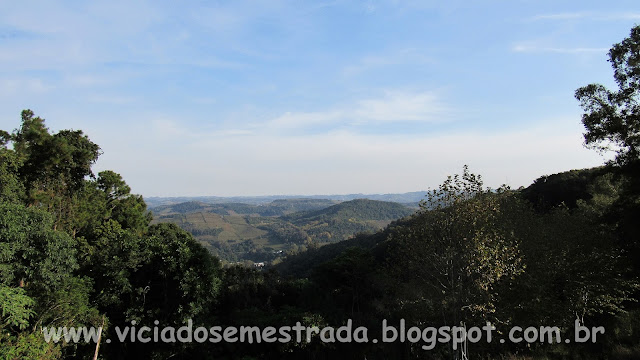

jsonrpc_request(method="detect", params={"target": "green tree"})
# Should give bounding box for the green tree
[1,110,228,359]
[575,25,640,275]
[575,25,640,166]
[96,170,151,233]
[381,167,525,357]
[8,110,102,232]
[91,222,222,359]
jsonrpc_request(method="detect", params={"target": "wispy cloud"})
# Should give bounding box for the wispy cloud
[64,74,117,87]
[512,44,608,54]
[86,94,138,105]
[343,49,434,76]
[268,111,343,128]
[530,12,588,21]
[0,26,39,40]
[530,11,640,21]
[353,91,448,123]
[0,78,51,96]
[0,1,247,73]
[263,91,451,130]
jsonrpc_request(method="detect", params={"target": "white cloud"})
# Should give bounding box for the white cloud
[191,97,218,105]
[512,44,607,54]
[64,74,117,87]
[268,111,344,128]
[354,91,449,122]
[530,12,640,21]
[343,49,434,76]
[530,12,588,21]
[0,78,52,96]
[262,91,451,129]
[0,1,246,73]
[86,94,138,105]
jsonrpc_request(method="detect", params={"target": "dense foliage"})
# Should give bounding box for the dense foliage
[0,112,222,359]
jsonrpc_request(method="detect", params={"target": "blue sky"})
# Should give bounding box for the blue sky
[0,0,637,196]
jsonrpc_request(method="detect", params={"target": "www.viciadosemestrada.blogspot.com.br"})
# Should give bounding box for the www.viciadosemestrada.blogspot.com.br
[41,319,605,351]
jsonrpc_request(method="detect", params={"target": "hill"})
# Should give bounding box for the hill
[151,198,338,217]
[151,198,415,263]
[273,198,415,243]
[285,198,414,222]
[276,166,621,278]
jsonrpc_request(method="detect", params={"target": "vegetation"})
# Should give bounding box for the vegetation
[152,198,414,263]
[0,112,221,359]
[1,24,640,360]
[151,198,340,217]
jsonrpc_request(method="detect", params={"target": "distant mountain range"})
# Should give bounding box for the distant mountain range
[145,191,429,208]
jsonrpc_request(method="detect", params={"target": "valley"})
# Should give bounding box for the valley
[150,198,417,264]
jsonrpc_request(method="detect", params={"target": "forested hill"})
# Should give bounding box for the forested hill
[151,198,339,217]
[284,198,414,222]
[265,163,640,359]
[275,166,618,278]
[151,198,416,263]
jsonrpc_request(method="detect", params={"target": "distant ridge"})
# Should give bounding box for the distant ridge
[145,191,428,208]
[284,198,414,222]
[151,198,339,217]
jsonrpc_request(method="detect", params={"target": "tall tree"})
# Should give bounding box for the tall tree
[383,167,525,357]
[575,25,640,167]
[8,110,102,231]
[575,25,640,271]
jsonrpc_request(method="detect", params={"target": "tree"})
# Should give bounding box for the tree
[90,222,222,359]
[575,25,640,166]
[1,110,229,359]
[575,25,640,273]
[383,167,525,358]
[7,110,102,232]
[96,170,151,233]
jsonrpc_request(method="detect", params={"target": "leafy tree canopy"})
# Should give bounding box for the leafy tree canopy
[576,25,640,166]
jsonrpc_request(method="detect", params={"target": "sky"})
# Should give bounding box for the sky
[0,0,637,197]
